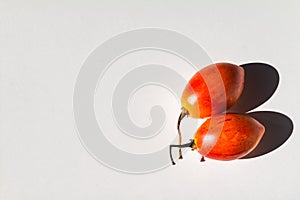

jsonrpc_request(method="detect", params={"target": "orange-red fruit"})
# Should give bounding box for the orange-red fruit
[181,63,244,118]
[194,114,265,161]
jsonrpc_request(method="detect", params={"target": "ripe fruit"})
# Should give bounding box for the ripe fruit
[181,62,244,118]
[170,114,265,164]
[193,114,265,161]
[176,63,245,159]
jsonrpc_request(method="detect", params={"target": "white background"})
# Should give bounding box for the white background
[1,0,300,199]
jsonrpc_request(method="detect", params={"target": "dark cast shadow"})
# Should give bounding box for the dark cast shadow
[228,63,280,113]
[226,63,294,159]
[240,111,293,159]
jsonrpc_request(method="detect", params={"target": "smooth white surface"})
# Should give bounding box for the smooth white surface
[1,1,300,199]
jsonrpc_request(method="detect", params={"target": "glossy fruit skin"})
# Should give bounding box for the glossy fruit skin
[181,63,244,118]
[193,114,265,161]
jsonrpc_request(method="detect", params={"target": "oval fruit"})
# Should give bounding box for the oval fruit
[193,114,265,160]
[181,63,244,118]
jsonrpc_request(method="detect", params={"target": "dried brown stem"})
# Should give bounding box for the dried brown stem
[177,107,189,159]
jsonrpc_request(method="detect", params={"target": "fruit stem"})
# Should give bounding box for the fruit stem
[200,156,206,162]
[177,107,189,159]
[169,139,194,165]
